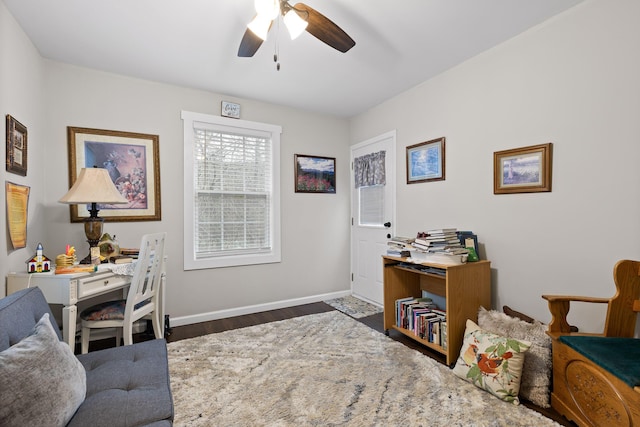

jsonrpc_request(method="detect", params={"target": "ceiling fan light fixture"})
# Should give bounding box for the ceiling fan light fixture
[283,9,308,40]
[247,14,272,40]
[254,0,279,20]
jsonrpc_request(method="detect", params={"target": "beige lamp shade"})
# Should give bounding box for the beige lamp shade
[59,167,128,205]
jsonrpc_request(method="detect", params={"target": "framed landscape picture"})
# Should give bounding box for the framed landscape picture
[406,137,445,184]
[67,126,161,221]
[294,154,336,193]
[493,143,552,194]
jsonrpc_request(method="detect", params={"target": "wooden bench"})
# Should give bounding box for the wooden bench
[543,259,640,427]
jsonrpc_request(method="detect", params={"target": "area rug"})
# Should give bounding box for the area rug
[167,311,560,426]
[323,295,383,318]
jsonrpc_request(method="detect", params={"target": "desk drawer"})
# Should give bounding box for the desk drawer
[77,273,129,300]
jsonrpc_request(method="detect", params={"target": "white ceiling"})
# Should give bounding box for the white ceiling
[4,0,583,118]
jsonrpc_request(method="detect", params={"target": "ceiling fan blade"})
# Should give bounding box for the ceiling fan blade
[294,3,355,53]
[238,28,264,57]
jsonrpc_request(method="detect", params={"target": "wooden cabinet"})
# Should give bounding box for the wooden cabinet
[382,256,491,366]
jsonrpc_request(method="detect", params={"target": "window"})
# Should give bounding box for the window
[182,111,281,270]
[359,185,385,226]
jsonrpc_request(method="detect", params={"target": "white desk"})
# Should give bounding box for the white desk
[7,269,132,350]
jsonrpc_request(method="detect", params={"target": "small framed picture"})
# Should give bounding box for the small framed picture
[406,137,445,184]
[294,154,336,193]
[221,101,241,119]
[6,115,28,176]
[493,143,552,194]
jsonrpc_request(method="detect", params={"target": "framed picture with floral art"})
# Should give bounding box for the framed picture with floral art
[67,127,161,222]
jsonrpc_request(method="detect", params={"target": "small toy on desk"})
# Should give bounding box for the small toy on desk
[55,245,78,267]
[26,243,52,273]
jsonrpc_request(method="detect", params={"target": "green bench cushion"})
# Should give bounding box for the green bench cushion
[559,336,640,388]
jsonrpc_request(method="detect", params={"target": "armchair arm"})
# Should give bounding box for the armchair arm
[542,294,609,337]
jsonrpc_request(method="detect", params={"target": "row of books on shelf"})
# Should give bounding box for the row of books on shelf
[395,297,447,349]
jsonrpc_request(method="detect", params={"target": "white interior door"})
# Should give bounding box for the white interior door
[350,131,396,305]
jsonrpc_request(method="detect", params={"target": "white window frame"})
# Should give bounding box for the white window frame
[182,110,282,270]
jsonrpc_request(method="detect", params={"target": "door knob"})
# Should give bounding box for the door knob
[383,222,391,228]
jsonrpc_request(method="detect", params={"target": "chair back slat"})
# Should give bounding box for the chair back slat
[605,259,640,337]
[124,232,166,320]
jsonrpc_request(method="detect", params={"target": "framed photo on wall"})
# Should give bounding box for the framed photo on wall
[67,127,161,222]
[6,115,28,176]
[406,137,445,184]
[493,143,552,194]
[294,154,336,193]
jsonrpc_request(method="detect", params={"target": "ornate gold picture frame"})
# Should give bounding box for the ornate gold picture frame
[493,143,552,194]
[67,126,161,222]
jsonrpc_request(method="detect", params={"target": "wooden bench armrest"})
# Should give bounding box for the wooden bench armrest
[542,295,610,304]
[542,294,610,334]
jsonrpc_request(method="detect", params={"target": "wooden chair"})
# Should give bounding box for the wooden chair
[80,232,166,353]
[542,259,640,427]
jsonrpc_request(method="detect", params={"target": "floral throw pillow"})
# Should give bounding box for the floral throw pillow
[452,319,531,404]
[478,307,552,408]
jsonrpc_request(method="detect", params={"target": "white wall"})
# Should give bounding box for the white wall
[0,1,46,296]
[350,0,640,332]
[38,62,351,324]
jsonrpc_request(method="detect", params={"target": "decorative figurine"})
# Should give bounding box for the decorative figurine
[55,245,78,267]
[98,233,120,261]
[27,243,52,273]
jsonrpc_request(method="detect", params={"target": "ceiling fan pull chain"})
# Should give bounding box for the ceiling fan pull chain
[274,19,281,71]
[274,53,280,71]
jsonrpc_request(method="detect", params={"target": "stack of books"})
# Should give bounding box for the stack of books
[109,255,134,264]
[119,248,140,259]
[413,228,467,255]
[408,228,470,266]
[387,236,414,257]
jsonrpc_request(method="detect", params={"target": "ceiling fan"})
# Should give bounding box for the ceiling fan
[238,0,356,58]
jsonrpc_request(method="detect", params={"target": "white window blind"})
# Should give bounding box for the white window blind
[182,111,281,270]
[359,184,385,226]
[194,129,271,256]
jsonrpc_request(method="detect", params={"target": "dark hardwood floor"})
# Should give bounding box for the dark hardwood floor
[166,302,334,342]
[91,301,575,426]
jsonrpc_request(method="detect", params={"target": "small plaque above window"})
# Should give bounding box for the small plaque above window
[221,101,241,119]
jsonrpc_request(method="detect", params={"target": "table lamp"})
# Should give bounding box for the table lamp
[59,167,128,264]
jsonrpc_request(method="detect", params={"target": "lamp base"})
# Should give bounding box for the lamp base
[80,215,104,265]
[79,247,102,264]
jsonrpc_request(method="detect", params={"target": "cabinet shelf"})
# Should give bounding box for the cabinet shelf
[390,325,445,352]
[383,256,491,366]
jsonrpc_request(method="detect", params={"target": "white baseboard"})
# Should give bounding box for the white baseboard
[168,290,351,328]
